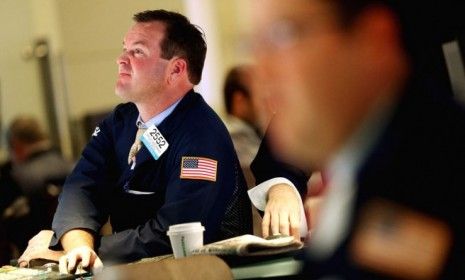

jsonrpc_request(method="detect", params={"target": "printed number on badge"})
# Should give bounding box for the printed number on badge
[141,125,169,160]
[149,130,166,149]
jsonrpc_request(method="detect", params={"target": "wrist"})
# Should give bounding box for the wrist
[268,184,294,200]
[61,229,95,252]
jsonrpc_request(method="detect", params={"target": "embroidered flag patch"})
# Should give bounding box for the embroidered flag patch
[180,157,217,182]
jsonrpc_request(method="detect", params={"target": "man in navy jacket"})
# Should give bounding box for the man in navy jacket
[19,10,251,272]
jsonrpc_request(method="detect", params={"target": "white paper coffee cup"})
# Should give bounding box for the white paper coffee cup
[167,222,205,259]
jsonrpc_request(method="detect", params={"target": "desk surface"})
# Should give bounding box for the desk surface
[231,257,303,279]
[0,265,74,280]
[7,251,303,279]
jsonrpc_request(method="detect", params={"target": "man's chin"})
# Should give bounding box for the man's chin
[115,89,131,101]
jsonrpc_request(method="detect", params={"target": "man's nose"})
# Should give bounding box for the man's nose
[117,52,129,65]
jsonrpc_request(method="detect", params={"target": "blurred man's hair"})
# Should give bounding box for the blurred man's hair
[327,0,463,50]
[133,10,207,85]
[223,65,251,114]
[327,0,464,96]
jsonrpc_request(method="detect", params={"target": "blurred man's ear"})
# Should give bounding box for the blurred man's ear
[352,5,403,60]
[350,5,408,86]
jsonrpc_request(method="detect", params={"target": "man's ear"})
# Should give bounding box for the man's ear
[349,4,408,89]
[167,58,187,85]
[352,5,403,65]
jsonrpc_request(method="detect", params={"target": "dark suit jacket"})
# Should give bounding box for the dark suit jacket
[250,124,310,198]
[51,90,251,264]
[303,82,465,279]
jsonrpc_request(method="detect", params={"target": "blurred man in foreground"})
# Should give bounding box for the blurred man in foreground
[252,0,465,278]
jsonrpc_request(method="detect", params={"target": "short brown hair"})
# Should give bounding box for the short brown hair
[133,10,207,85]
[223,65,252,114]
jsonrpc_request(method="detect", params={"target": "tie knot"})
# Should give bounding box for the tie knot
[136,127,147,137]
[128,127,147,165]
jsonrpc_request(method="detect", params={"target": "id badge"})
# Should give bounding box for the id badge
[350,199,452,279]
[141,125,169,160]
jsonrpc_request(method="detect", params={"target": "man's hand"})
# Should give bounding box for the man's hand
[263,183,302,239]
[18,230,64,267]
[59,246,103,274]
[59,229,103,274]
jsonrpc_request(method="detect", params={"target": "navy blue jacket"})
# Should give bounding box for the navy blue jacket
[51,90,251,264]
[251,124,310,197]
[302,84,465,279]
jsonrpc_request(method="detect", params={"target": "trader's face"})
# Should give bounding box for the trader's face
[252,0,369,168]
[116,21,170,103]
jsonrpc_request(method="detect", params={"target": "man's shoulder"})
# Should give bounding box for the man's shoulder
[359,93,465,197]
[113,102,138,116]
[169,94,233,150]
[181,93,227,131]
[100,103,138,127]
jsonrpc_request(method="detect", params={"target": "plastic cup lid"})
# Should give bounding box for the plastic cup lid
[167,222,204,234]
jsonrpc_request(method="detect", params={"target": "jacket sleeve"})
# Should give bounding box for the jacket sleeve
[50,113,118,249]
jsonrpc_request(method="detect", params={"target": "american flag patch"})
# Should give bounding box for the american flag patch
[180,157,217,182]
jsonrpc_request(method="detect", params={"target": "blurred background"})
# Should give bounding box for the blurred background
[0,0,254,161]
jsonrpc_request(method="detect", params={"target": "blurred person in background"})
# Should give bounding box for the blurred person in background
[222,64,322,239]
[223,64,262,187]
[227,66,325,240]
[251,0,465,278]
[223,64,315,237]
[0,115,73,257]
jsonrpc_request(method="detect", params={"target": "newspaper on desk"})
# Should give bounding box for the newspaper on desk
[0,261,92,280]
[0,265,74,280]
[191,234,303,256]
